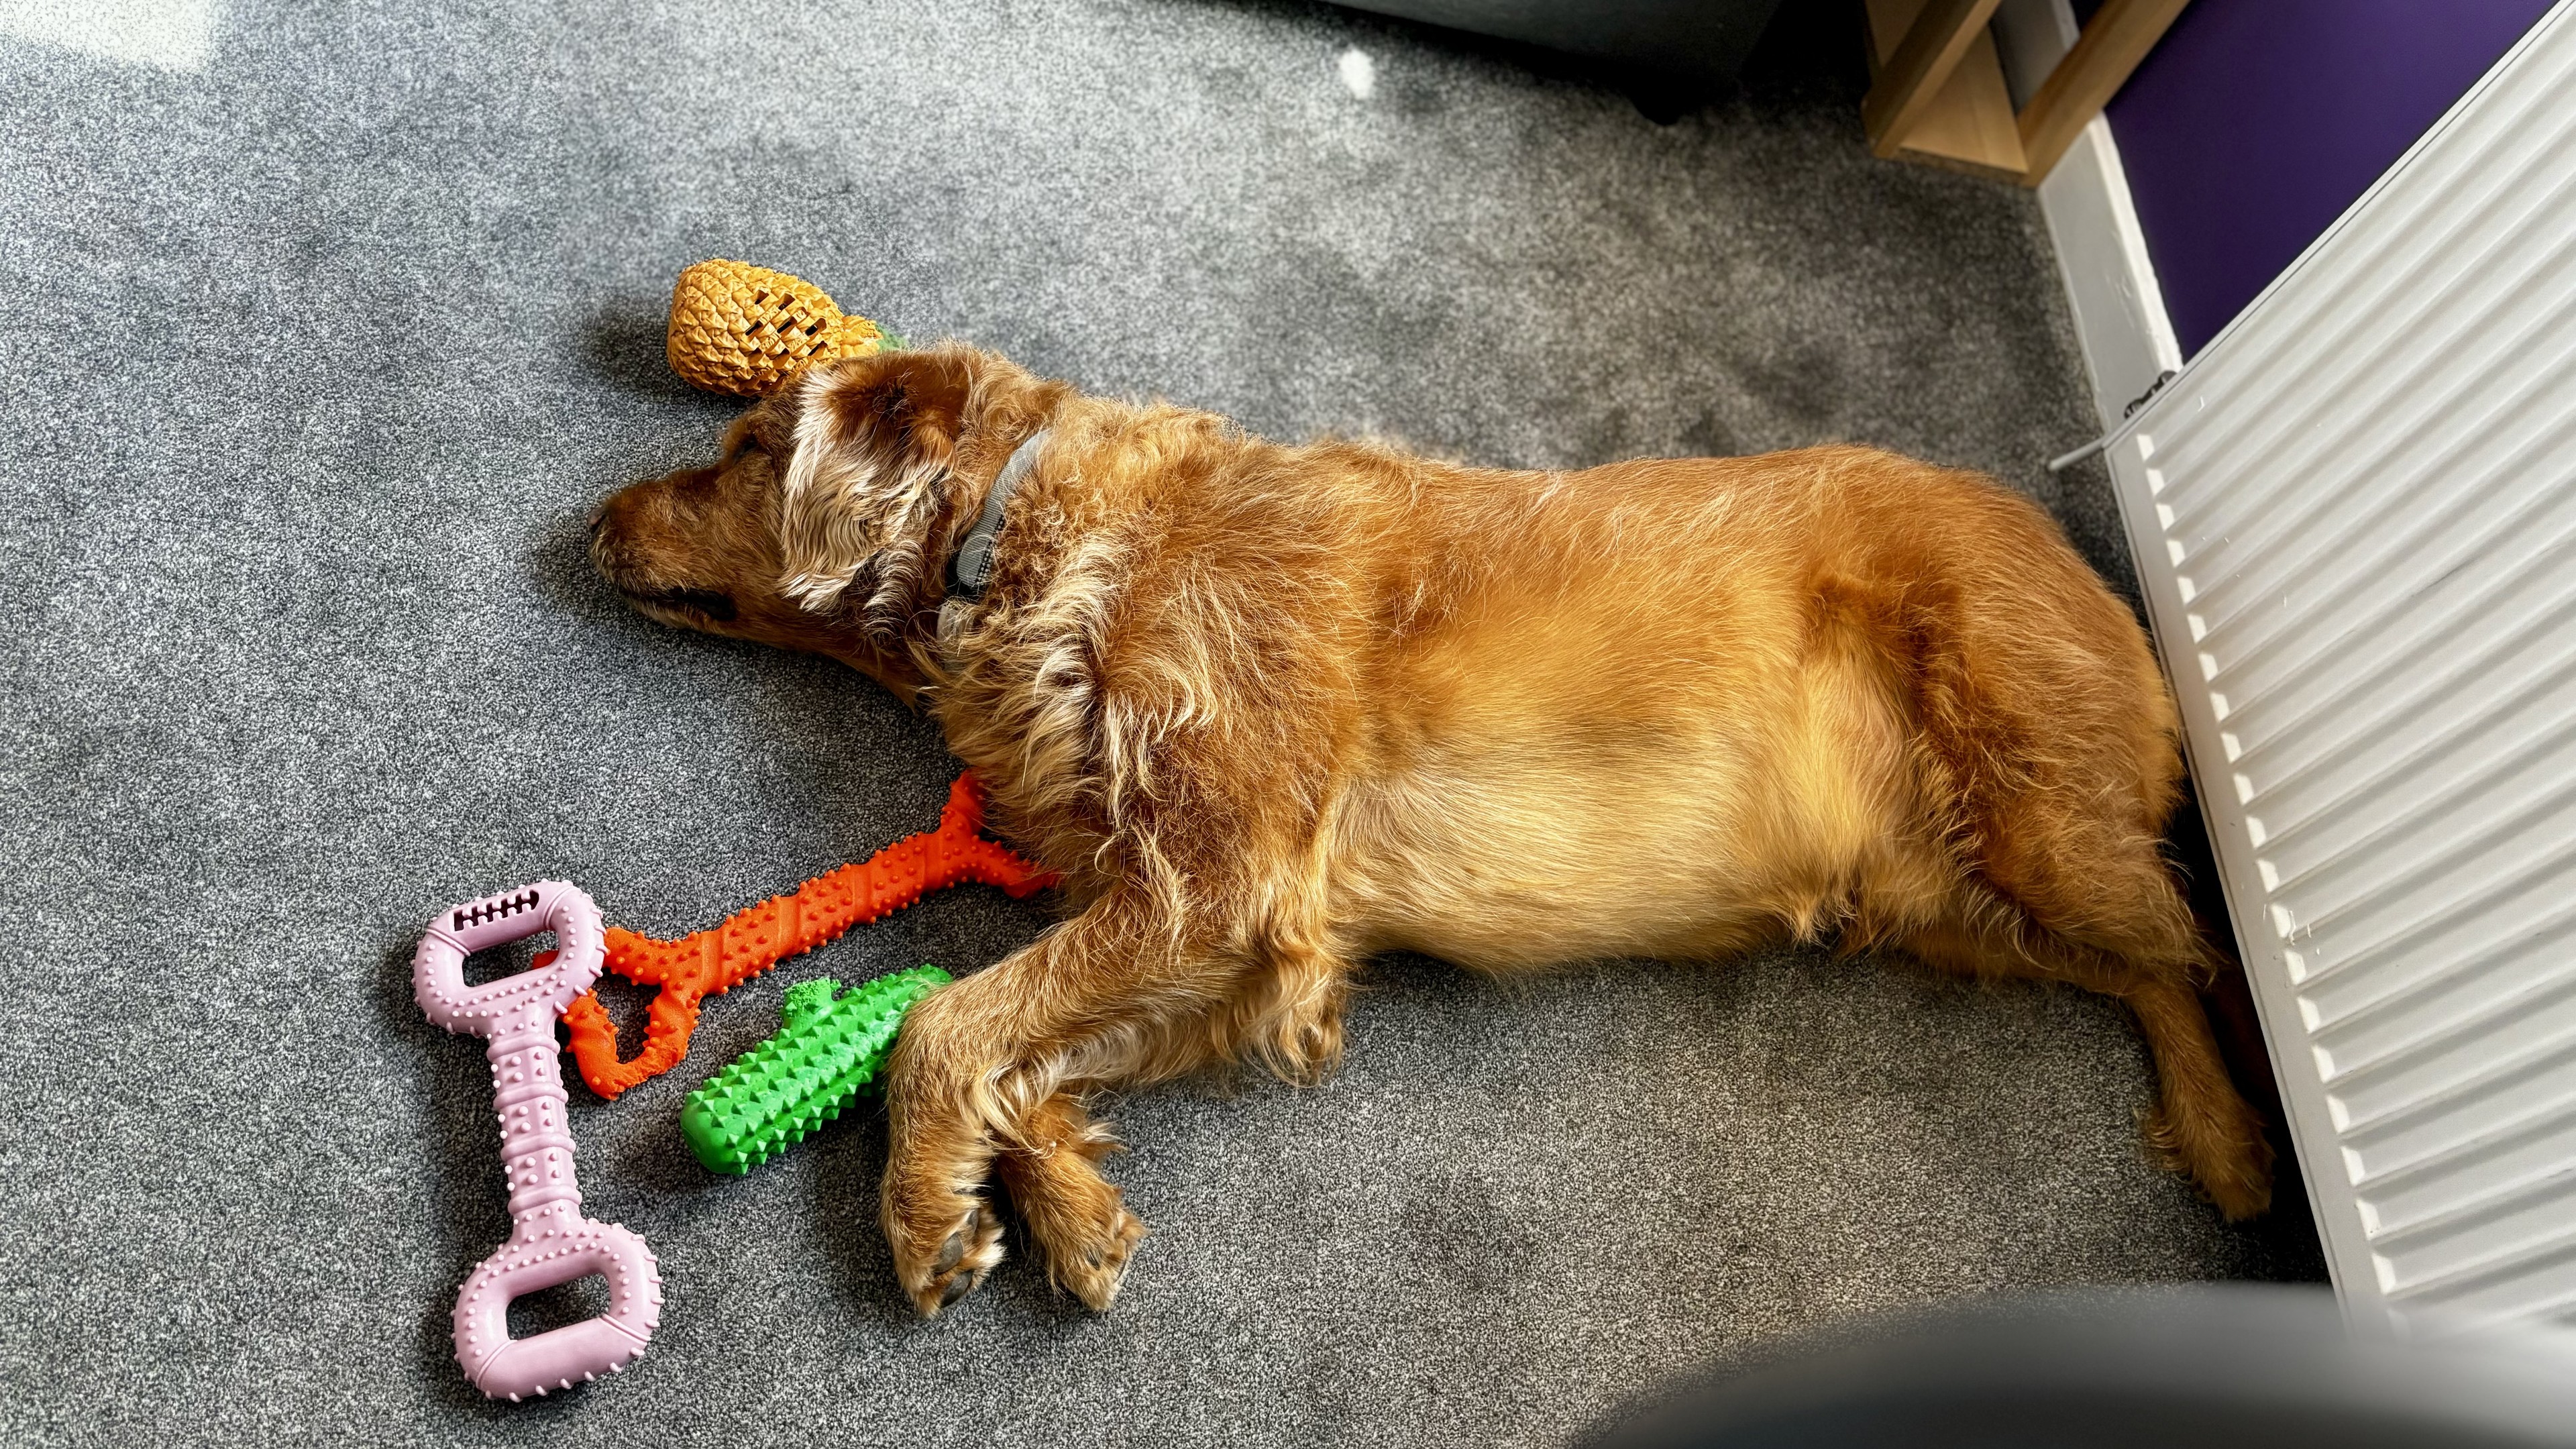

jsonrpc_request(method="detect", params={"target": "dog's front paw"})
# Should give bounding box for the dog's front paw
[889,1195,1006,1318]
[1055,1196,1145,1311]
[998,1132,1148,1311]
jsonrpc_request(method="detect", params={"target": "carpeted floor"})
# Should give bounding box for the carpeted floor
[0,1,2324,1444]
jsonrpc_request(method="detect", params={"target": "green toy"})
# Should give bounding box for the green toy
[680,965,952,1174]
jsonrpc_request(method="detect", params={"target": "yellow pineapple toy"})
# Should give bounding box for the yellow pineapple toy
[663,259,900,398]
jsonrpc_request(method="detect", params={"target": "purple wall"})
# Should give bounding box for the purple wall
[2074,0,2555,356]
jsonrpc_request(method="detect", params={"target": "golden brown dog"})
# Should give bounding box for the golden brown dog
[592,344,2273,1316]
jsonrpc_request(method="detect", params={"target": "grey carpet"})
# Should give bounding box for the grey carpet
[0,2,2322,1445]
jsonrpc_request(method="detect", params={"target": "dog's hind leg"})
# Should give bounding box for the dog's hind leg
[2124,967,2273,1219]
[1899,871,2273,1220]
[1835,529,2273,1220]
[1972,798,2273,1220]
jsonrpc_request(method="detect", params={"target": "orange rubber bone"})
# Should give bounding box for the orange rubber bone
[559,772,1055,1099]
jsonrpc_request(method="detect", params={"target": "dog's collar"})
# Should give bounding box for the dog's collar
[945,428,1051,605]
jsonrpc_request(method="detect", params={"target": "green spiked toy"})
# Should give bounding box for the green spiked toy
[680,965,951,1174]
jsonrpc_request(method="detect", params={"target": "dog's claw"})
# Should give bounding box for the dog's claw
[938,1272,977,1307]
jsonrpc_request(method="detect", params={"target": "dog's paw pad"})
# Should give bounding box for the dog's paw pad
[908,1201,1002,1318]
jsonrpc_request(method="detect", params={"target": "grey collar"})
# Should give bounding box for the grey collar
[945,427,1049,605]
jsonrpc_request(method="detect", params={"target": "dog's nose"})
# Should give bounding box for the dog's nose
[586,503,632,589]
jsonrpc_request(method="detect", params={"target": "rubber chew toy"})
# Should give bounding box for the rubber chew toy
[413,881,663,1401]
[681,966,953,1174]
[560,772,1053,1099]
[665,258,893,397]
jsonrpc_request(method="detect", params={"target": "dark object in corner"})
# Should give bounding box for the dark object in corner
[1582,1287,2576,1448]
[1336,0,1790,117]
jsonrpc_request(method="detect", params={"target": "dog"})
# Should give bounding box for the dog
[591,344,2274,1316]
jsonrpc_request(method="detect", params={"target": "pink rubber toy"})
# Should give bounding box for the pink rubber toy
[413,881,663,1401]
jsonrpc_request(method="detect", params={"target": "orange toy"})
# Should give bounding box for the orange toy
[557,773,1055,1099]
[663,258,895,398]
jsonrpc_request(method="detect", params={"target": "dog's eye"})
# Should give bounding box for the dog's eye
[651,586,738,622]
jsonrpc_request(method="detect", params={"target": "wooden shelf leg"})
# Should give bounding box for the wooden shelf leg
[1862,0,2009,158]
[2017,0,2195,184]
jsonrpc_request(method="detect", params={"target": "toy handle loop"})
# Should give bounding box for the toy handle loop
[451,1210,660,1401]
[413,881,604,1036]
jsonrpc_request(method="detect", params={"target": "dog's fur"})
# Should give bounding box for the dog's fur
[592,345,2274,1315]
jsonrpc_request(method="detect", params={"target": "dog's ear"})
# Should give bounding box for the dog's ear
[775,350,975,609]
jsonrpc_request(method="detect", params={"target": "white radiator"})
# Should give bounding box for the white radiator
[2104,1,2576,1338]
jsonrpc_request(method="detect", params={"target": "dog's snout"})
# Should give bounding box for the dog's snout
[586,498,622,557]
[587,490,649,592]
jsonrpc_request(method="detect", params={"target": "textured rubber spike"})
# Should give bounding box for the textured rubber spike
[680,966,953,1174]
[548,773,1053,1099]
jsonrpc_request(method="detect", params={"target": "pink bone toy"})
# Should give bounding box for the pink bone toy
[413,880,663,1401]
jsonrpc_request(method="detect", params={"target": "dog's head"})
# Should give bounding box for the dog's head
[591,345,1063,696]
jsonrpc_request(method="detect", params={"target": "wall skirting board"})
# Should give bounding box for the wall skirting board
[1993,0,2184,429]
